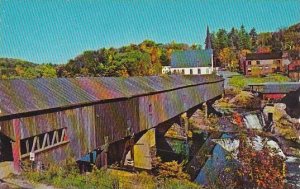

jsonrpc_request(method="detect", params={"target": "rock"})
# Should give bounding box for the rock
[0,183,10,189]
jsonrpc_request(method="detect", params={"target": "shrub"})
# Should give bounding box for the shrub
[158,160,190,180]
[237,135,285,189]
[23,159,202,189]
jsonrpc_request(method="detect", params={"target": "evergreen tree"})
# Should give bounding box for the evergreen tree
[249,28,258,51]
[228,27,240,50]
[215,29,229,50]
[238,25,251,50]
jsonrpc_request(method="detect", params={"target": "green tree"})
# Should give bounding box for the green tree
[257,32,272,47]
[36,64,57,78]
[238,25,251,50]
[228,27,240,50]
[215,29,229,50]
[249,28,258,51]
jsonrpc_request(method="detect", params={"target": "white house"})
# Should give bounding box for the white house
[165,49,214,75]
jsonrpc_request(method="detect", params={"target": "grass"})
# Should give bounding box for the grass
[228,74,290,89]
[22,160,202,189]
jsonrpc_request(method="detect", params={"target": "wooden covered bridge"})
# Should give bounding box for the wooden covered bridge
[0,75,224,171]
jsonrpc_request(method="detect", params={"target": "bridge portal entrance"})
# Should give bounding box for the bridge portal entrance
[0,132,13,162]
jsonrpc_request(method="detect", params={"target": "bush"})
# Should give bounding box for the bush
[237,135,285,189]
[158,161,190,180]
[161,179,202,189]
[23,159,202,189]
[23,161,116,189]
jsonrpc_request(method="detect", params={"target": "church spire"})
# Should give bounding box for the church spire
[205,26,212,50]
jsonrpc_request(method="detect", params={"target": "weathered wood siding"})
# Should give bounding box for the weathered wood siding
[94,98,140,146]
[0,106,96,163]
[138,81,224,129]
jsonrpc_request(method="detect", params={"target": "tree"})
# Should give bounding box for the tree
[256,46,271,53]
[271,31,283,52]
[215,29,229,50]
[114,51,152,76]
[237,135,285,189]
[36,64,57,78]
[191,43,201,50]
[257,32,272,47]
[219,47,237,70]
[249,28,258,51]
[238,49,251,59]
[228,27,240,50]
[160,51,169,66]
[238,25,251,50]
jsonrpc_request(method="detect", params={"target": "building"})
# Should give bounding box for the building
[247,82,300,101]
[162,26,216,76]
[169,49,214,75]
[243,52,287,76]
[288,60,300,81]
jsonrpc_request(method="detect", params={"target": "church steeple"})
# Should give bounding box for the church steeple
[205,26,212,50]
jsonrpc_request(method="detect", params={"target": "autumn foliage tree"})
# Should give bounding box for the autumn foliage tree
[256,46,271,53]
[237,135,285,189]
[218,47,238,71]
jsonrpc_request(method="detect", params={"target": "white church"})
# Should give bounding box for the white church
[162,27,217,75]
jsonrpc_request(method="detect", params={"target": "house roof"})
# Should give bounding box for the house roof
[0,75,223,118]
[246,52,283,61]
[288,60,300,70]
[171,49,212,68]
[248,82,300,94]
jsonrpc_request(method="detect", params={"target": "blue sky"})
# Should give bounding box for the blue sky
[1,0,299,64]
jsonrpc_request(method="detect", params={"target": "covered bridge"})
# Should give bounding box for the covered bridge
[0,75,224,170]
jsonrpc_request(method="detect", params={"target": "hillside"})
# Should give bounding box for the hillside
[58,40,201,77]
[1,23,299,79]
[0,58,57,79]
[287,22,300,32]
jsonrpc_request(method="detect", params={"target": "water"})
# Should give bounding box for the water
[194,134,233,186]
[243,114,263,130]
[286,157,300,188]
[194,144,227,185]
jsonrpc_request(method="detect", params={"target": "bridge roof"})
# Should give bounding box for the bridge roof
[0,75,223,118]
[248,82,300,94]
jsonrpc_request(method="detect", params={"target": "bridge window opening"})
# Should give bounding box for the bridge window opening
[190,69,193,75]
[198,69,201,74]
[20,128,69,159]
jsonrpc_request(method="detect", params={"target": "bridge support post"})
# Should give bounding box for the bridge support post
[180,113,189,136]
[203,102,208,119]
[132,128,156,170]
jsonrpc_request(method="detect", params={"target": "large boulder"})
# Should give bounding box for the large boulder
[0,183,10,189]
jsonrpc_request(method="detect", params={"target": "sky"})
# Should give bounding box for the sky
[0,0,300,64]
